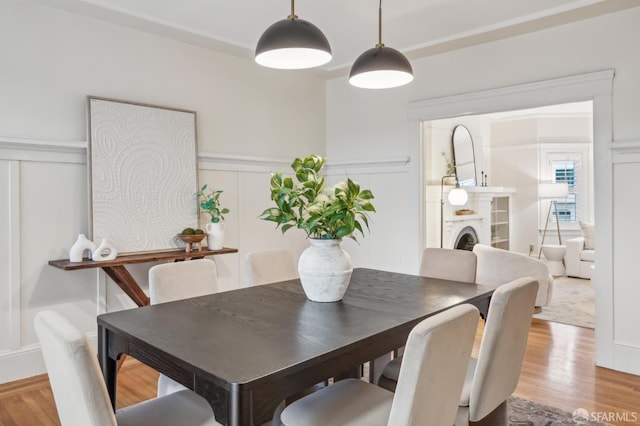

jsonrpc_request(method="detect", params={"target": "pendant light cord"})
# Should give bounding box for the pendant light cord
[288,0,298,20]
[377,0,384,48]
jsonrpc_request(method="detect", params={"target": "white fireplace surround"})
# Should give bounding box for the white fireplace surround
[426,186,515,249]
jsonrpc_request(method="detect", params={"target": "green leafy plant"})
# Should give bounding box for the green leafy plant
[260,154,375,240]
[197,184,230,223]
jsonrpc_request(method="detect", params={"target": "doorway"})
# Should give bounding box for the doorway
[406,70,614,368]
[421,102,595,329]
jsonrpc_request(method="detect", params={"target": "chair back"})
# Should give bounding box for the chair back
[473,243,552,307]
[468,277,539,421]
[34,311,116,426]
[420,248,477,282]
[388,304,479,426]
[245,250,298,286]
[149,259,218,304]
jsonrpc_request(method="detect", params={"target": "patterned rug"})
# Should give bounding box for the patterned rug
[509,396,612,425]
[533,276,595,328]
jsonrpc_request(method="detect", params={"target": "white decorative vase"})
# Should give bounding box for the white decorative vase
[92,239,118,261]
[205,222,225,250]
[69,234,97,262]
[298,239,353,302]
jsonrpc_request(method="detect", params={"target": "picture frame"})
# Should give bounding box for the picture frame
[87,96,199,254]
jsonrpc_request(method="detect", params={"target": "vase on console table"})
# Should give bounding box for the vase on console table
[205,222,225,250]
[92,239,118,261]
[69,234,97,262]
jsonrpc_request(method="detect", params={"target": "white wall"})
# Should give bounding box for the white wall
[0,0,325,157]
[327,8,640,375]
[489,116,593,255]
[0,0,326,383]
[3,0,640,382]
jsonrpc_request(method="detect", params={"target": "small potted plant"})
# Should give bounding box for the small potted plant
[197,184,230,250]
[260,154,375,302]
[442,152,457,184]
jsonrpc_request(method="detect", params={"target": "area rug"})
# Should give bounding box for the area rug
[509,396,612,425]
[533,276,595,328]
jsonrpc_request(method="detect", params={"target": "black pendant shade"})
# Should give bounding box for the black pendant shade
[255,2,331,70]
[348,0,414,89]
[349,45,413,89]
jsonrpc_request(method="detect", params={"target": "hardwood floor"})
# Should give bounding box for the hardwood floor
[1,319,638,425]
[512,320,640,425]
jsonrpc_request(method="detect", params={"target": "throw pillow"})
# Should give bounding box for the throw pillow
[579,221,595,250]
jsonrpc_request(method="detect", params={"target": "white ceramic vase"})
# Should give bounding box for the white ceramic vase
[205,222,225,250]
[92,239,118,261]
[69,234,97,262]
[298,239,353,302]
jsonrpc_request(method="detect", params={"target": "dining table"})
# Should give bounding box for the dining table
[97,267,495,426]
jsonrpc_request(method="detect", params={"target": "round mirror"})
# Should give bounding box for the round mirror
[452,125,477,186]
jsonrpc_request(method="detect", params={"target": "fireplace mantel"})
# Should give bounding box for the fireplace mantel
[425,186,515,249]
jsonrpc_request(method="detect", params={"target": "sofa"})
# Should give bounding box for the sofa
[472,244,553,308]
[564,221,594,279]
[565,237,594,279]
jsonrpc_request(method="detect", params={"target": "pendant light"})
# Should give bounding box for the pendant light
[255,0,332,70]
[349,0,413,89]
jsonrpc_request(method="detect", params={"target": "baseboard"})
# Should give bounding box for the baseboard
[612,342,640,376]
[0,334,98,384]
[0,345,47,384]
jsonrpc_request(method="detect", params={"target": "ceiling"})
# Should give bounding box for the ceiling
[29,0,638,77]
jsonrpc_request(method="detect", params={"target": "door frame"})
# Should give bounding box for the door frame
[406,70,614,368]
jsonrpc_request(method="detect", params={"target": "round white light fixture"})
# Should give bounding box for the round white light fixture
[349,0,413,89]
[448,187,468,206]
[255,1,331,70]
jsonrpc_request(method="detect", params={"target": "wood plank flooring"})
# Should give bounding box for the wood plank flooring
[1,319,639,425]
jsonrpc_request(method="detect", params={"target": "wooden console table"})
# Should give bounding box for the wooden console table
[49,248,238,307]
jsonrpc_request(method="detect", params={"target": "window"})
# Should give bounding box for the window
[539,145,593,229]
[552,160,577,223]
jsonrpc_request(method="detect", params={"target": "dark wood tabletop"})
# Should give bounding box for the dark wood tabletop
[97,268,495,426]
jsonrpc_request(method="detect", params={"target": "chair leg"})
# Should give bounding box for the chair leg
[470,400,508,426]
[377,374,397,392]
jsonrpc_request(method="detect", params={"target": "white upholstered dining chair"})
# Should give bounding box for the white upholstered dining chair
[369,247,478,386]
[280,304,480,426]
[34,310,221,426]
[245,249,298,286]
[420,247,477,282]
[378,277,539,426]
[473,243,552,308]
[149,258,219,396]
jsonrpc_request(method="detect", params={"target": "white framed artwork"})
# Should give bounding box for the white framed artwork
[87,96,199,253]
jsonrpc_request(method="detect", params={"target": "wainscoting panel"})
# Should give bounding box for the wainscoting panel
[369,172,415,273]
[0,161,12,352]
[198,169,241,292]
[19,161,96,347]
[0,139,415,383]
[611,141,640,375]
[235,170,307,287]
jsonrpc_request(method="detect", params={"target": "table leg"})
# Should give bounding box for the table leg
[98,325,118,411]
[228,389,251,426]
